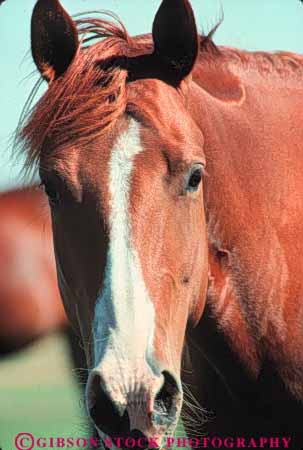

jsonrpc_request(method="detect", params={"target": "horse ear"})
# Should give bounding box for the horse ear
[31,0,79,82]
[152,0,199,84]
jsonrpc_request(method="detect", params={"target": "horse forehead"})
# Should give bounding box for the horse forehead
[129,80,185,125]
[92,119,145,194]
[128,80,205,149]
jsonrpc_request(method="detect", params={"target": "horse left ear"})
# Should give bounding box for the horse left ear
[152,0,199,84]
[31,0,79,82]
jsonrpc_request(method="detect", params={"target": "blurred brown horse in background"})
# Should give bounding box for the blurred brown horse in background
[0,186,66,354]
[0,186,86,374]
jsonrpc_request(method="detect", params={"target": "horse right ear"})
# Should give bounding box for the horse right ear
[31,0,79,82]
[152,0,199,85]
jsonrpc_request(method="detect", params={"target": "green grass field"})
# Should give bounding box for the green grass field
[0,333,88,450]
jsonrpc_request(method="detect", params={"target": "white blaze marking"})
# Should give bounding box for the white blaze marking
[93,119,156,371]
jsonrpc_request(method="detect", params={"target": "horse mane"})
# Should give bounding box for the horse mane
[17,11,303,176]
[214,47,303,77]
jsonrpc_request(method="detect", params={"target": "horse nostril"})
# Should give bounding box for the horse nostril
[87,369,181,438]
[152,370,182,426]
[87,372,130,437]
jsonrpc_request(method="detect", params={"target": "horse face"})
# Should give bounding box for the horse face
[30,0,208,442]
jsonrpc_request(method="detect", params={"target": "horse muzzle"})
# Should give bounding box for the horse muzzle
[86,360,182,444]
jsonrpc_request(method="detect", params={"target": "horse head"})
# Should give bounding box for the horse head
[27,0,208,443]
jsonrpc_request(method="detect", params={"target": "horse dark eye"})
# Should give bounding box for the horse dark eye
[40,182,60,205]
[187,167,203,192]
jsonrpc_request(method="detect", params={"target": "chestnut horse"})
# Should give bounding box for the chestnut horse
[0,186,67,354]
[19,0,303,445]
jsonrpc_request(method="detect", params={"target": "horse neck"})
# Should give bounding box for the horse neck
[187,60,303,402]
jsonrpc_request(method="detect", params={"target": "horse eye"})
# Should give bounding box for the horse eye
[40,182,60,205]
[186,165,204,192]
